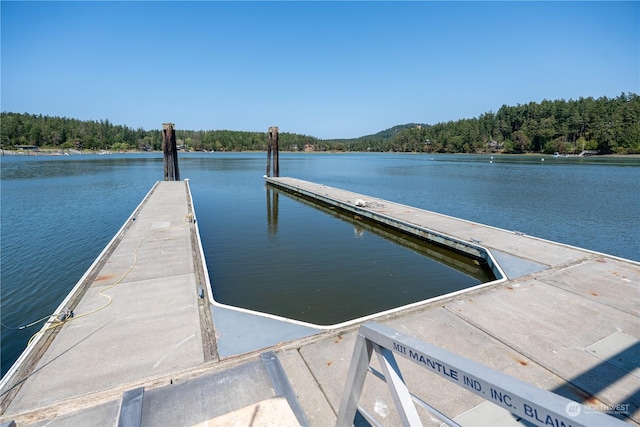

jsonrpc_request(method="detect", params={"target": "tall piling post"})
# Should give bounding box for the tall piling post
[162,123,180,181]
[273,127,279,177]
[266,131,272,177]
[267,126,279,177]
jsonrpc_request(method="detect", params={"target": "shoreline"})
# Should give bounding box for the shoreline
[2,148,639,158]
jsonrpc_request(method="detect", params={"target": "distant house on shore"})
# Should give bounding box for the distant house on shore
[487,140,503,152]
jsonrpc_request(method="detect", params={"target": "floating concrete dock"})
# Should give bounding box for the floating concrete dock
[0,181,215,421]
[1,177,639,426]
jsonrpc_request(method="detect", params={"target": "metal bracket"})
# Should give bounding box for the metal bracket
[336,322,628,427]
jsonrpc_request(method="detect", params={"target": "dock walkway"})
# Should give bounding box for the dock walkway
[0,181,215,423]
[1,178,638,426]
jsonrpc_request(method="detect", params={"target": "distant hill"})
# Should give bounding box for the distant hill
[355,123,428,140]
[324,123,429,142]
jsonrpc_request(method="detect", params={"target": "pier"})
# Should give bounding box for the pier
[1,177,638,426]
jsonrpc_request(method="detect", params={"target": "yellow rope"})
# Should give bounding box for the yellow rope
[27,216,193,346]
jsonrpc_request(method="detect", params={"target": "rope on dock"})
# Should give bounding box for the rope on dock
[25,220,191,346]
[1,314,61,331]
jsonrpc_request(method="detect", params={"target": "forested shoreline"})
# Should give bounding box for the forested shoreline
[2,93,638,154]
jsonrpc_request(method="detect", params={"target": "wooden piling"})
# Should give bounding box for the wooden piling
[267,126,279,177]
[273,127,279,177]
[266,134,272,177]
[162,123,180,181]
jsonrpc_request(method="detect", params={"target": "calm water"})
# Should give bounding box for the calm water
[1,152,639,375]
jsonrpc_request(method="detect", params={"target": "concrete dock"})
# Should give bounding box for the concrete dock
[1,177,638,426]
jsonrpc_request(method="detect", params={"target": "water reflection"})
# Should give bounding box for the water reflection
[267,185,495,284]
[240,185,493,325]
[266,186,279,239]
[210,178,488,325]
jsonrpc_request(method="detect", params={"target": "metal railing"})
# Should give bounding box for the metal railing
[336,322,627,427]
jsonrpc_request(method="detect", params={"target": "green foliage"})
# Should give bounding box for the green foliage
[320,94,638,154]
[1,93,638,154]
[0,113,160,152]
[112,142,131,152]
[340,93,639,154]
[60,141,75,150]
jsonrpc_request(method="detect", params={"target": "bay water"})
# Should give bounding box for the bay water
[2,152,639,376]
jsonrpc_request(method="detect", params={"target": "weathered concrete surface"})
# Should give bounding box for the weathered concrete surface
[277,348,337,426]
[2,177,638,426]
[0,182,210,420]
[534,257,640,316]
[193,397,300,427]
[140,359,277,426]
[24,400,120,427]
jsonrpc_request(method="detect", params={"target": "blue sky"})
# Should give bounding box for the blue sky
[2,2,638,139]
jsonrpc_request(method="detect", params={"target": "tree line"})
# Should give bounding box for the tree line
[1,93,638,154]
[331,93,640,154]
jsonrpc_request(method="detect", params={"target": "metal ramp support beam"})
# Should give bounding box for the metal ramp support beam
[111,352,309,427]
[117,387,144,427]
[261,350,310,427]
[336,322,628,427]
